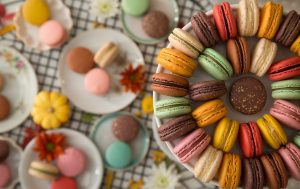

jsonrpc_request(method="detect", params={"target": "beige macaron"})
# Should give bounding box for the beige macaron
[237,0,260,36]
[28,161,59,181]
[0,73,4,92]
[94,42,120,68]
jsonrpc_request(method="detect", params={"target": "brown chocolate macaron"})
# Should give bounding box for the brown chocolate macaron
[142,11,169,38]
[152,73,189,97]
[0,140,9,163]
[67,47,95,74]
[0,73,4,92]
[0,95,10,121]
[190,80,226,101]
[230,77,267,115]
[227,37,250,75]
[242,158,264,189]
[112,115,139,142]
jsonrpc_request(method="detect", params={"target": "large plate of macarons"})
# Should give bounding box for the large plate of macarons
[153,0,300,188]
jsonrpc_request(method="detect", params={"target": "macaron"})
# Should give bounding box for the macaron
[260,152,288,189]
[142,11,169,38]
[158,114,197,141]
[194,145,223,183]
[57,147,86,177]
[156,48,197,78]
[257,1,283,39]
[251,38,278,77]
[121,0,149,17]
[66,47,95,74]
[28,161,59,181]
[218,153,241,189]
[191,12,219,47]
[291,35,300,56]
[51,177,77,189]
[268,57,300,81]
[189,80,226,101]
[93,42,120,68]
[213,2,237,41]
[173,128,211,163]
[226,37,250,75]
[230,76,267,115]
[279,143,300,180]
[239,122,263,158]
[0,95,10,121]
[22,0,50,26]
[294,132,300,148]
[84,68,110,95]
[271,79,300,100]
[275,10,300,46]
[242,158,264,189]
[0,73,4,92]
[198,48,233,80]
[112,115,139,142]
[270,100,300,130]
[0,163,11,187]
[192,99,227,127]
[0,140,9,163]
[105,141,132,169]
[152,73,189,97]
[168,28,204,58]
[213,117,239,152]
[256,114,287,150]
[237,0,259,36]
[155,97,191,119]
[38,20,67,47]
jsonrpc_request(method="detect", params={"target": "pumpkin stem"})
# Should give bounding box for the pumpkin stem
[47,107,54,113]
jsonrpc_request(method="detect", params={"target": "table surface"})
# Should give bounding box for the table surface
[0,0,219,188]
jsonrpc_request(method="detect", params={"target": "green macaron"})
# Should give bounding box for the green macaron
[121,0,149,16]
[294,132,300,148]
[198,48,233,80]
[155,97,191,119]
[271,79,300,100]
[105,141,132,169]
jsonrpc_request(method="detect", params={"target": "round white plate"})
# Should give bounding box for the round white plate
[19,129,103,189]
[121,0,179,44]
[58,28,145,114]
[153,4,300,185]
[0,45,38,133]
[0,136,23,189]
[14,0,73,51]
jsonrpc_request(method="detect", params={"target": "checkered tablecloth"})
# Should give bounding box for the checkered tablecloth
[0,0,218,188]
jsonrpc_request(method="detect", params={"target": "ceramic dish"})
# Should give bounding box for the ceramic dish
[120,0,179,44]
[153,4,300,185]
[58,28,145,114]
[90,112,150,171]
[19,129,103,189]
[0,136,23,189]
[14,0,72,51]
[0,45,38,133]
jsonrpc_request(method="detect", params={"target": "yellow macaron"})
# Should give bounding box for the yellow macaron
[291,35,300,56]
[256,114,287,149]
[213,117,239,152]
[257,1,283,39]
[156,48,197,78]
[218,153,241,189]
[22,0,50,26]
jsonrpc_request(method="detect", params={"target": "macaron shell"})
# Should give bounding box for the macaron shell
[51,177,77,189]
[268,57,300,81]
[155,97,191,119]
[279,143,300,180]
[194,145,223,183]
[291,35,300,56]
[271,79,300,100]
[189,80,227,101]
[237,0,259,36]
[38,20,66,47]
[0,163,11,187]
[294,133,300,148]
[242,158,264,189]
[84,68,110,95]
[218,153,241,189]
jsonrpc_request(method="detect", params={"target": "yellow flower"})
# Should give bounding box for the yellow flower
[151,150,166,164]
[141,96,153,114]
[129,179,143,189]
[104,171,115,189]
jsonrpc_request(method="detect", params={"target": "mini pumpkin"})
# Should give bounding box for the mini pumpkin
[31,91,71,129]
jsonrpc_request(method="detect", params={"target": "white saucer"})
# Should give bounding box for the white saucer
[0,45,38,133]
[19,129,103,189]
[58,28,145,114]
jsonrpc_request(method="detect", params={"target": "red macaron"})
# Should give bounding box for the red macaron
[239,122,263,158]
[213,2,237,41]
[51,177,77,189]
[268,56,300,81]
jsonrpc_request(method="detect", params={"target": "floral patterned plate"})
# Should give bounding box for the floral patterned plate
[0,45,38,132]
[58,28,145,114]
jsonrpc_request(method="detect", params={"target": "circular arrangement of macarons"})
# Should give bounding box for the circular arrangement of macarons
[153,0,300,188]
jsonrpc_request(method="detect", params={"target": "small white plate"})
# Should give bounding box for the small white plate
[19,129,104,189]
[58,28,145,114]
[0,45,38,133]
[14,0,73,51]
[0,136,23,189]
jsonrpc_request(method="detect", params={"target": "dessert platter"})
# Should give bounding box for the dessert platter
[153,0,300,188]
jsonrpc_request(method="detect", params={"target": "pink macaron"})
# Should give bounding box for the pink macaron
[279,143,300,180]
[84,68,110,95]
[270,100,300,130]
[173,128,211,163]
[57,147,86,177]
[38,20,67,47]
[0,163,11,187]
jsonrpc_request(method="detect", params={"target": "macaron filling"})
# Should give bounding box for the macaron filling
[220,5,230,39]
[29,167,57,176]
[270,63,300,74]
